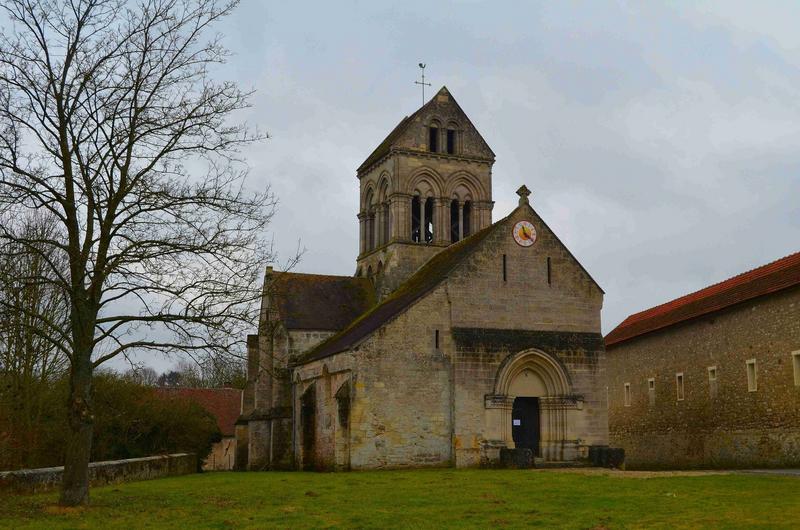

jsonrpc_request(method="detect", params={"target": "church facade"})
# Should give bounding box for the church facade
[236,88,609,470]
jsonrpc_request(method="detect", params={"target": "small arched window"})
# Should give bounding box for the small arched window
[428,126,439,152]
[446,129,456,154]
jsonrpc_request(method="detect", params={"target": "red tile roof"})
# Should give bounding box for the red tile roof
[605,251,800,347]
[155,388,241,437]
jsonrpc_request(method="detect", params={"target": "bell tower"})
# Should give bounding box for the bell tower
[355,87,495,296]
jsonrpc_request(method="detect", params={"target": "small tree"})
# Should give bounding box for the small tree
[0,212,69,469]
[0,0,273,505]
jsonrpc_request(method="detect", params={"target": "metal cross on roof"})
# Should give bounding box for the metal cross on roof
[414,63,431,106]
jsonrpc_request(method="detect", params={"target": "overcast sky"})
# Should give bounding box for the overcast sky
[122,1,800,372]
[223,0,800,328]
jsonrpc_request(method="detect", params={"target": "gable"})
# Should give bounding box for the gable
[357,87,494,174]
[444,203,604,332]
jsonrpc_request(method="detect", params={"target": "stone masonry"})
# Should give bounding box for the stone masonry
[606,262,800,469]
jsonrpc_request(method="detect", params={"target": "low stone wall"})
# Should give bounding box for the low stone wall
[0,453,197,494]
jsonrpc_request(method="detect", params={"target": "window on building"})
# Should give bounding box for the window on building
[647,378,655,406]
[462,201,471,237]
[423,197,434,243]
[446,129,456,154]
[547,257,552,286]
[411,195,421,242]
[502,254,507,282]
[708,366,718,398]
[335,383,350,429]
[434,329,440,350]
[793,351,800,387]
[450,199,459,243]
[429,126,439,152]
[746,359,757,392]
[676,372,685,401]
[624,383,631,407]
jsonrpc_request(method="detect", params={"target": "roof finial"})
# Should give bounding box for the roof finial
[414,63,431,106]
[516,184,531,206]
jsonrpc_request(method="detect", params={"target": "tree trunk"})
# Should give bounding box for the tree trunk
[59,357,94,506]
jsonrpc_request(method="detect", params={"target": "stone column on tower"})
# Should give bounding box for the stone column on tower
[357,211,367,255]
[434,197,448,245]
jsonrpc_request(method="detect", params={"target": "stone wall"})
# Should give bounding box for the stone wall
[607,285,800,469]
[203,438,235,471]
[292,204,607,469]
[0,453,197,494]
[294,287,454,471]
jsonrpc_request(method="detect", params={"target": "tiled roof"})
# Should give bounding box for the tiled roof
[302,220,504,362]
[155,388,241,436]
[273,273,376,331]
[605,251,800,347]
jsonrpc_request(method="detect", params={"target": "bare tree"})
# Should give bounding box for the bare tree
[0,0,275,505]
[0,211,69,469]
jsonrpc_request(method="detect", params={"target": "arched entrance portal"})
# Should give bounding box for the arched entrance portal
[490,349,576,461]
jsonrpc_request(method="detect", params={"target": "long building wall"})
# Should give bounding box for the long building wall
[606,285,800,469]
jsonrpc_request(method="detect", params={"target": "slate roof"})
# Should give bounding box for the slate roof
[605,250,800,347]
[156,388,242,437]
[273,273,376,331]
[302,219,504,362]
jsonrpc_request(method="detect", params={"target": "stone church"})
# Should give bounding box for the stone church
[236,87,609,470]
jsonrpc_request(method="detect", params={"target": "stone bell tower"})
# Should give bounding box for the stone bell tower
[355,87,495,296]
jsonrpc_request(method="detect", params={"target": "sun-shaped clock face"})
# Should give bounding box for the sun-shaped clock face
[512,220,537,247]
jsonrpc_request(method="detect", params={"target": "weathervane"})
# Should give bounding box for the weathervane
[414,63,431,106]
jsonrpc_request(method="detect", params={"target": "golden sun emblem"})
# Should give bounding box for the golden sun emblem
[512,221,537,247]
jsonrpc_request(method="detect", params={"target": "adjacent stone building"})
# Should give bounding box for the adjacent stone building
[236,87,608,470]
[606,252,800,469]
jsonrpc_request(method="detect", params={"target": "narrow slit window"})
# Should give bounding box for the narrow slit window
[434,329,439,350]
[624,383,631,407]
[502,254,507,282]
[429,126,439,152]
[446,129,456,154]
[708,366,718,398]
[547,257,552,286]
[647,378,655,406]
[793,351,800,387]
[676,372,685,401]
[746,359,757,392]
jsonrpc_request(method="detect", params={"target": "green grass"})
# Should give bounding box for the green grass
[0,469,797,529]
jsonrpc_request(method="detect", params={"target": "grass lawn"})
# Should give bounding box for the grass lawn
[0,469,797,529]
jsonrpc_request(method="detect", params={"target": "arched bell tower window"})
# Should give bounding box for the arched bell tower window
[463,200,471,237]
[411,195,421,242]
[450,199,459,243]
[428,126,439,152]
[424,197,434,243]
[446,129,456,154]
